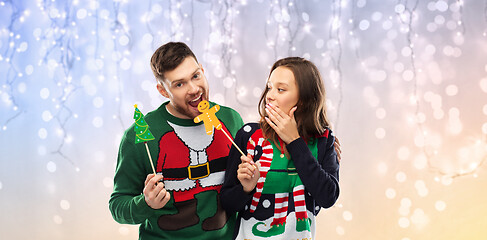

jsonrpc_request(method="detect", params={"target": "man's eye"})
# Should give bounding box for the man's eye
[175,83,183,87]
[193,73,200,79]
[278,88,284,92]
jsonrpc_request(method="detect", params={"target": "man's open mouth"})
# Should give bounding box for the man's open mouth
[188,93,203,108]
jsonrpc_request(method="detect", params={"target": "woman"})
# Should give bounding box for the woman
[221,57,340,239]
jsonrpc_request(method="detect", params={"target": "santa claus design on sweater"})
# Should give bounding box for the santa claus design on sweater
[156,122,231,231]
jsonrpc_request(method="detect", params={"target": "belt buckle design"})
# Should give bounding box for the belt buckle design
[188,162,210,180]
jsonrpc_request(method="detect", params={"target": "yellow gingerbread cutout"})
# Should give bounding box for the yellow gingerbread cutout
[194,100,222,135]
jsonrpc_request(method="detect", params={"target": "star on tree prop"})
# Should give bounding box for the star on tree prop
[133,104,156,174]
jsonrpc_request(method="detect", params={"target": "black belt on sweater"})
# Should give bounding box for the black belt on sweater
[268,168,298,175]
[161,157,226,180]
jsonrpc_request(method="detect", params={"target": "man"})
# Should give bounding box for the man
[109,42,244,239]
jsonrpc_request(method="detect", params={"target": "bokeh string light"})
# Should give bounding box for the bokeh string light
[0,0,26,131]
[144,0,158,49]
[169,0,187,41]
[207,0,239,103]
[349,0,362,60]
[328,0,344,131]
[455,0,466,35]
[427,0,486,180]
[280,0,303,57]
[396,0,423,167]
[485,0,487,36]
[109,0,131,129]
[37,0,80,169]
[264,0,303,59]
[144,0,166,50]
[403,0,487,180]
[396,0,419,108]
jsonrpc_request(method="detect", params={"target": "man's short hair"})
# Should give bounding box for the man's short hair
[150,42,198,82]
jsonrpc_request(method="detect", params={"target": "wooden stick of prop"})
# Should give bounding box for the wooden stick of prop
[220,128,245,157]
[144,142,156,174]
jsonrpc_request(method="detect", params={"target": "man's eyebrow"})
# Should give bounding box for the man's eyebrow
[170,67,201,83]
[191,67,202,76]
[171,79,182,84]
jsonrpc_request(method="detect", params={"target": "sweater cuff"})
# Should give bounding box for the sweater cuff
[246,186,257,196]
[286,137,308,155]
[134,194,156,219]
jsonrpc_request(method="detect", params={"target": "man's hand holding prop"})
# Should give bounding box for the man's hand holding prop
[134,104,170,209]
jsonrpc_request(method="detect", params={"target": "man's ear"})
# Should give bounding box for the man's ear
[157,82,170,98]
[200,63,205,74]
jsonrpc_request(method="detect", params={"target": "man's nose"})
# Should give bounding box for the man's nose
[188,81,199,94]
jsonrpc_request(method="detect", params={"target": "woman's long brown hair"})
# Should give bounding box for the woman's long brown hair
[258,57,331,144]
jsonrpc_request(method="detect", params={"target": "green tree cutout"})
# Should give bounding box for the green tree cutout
[133,104,155,144]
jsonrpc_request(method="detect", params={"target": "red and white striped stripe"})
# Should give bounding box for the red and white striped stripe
[247,131,273,213]
[293,185,308,220]
[271,192,289,226]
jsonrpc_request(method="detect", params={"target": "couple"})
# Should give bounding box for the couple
[109,42,340,240]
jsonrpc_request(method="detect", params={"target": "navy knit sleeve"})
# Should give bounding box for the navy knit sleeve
[220,123,256,213]
[286,130,340,208]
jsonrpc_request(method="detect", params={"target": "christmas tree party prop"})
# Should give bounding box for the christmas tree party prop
[194,100,245,156]
[133,104,157,174]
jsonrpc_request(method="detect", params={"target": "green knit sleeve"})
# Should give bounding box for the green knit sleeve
[109,128,156,224]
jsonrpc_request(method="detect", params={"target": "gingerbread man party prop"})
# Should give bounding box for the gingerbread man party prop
[194,100,222,135]
[194,100,245,156]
